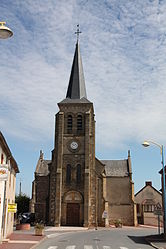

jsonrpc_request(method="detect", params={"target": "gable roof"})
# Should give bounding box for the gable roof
[0,131,19,173]
[101,159,129,177]
[35,159,50,176]
[135,183,162,197]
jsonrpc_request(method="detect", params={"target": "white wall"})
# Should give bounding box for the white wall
[0,143,17,240]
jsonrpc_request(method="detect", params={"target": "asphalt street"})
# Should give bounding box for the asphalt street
[34,227,158,249]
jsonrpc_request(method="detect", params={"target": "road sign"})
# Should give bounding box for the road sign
[8,203,17,213]
[154,209,162,216]
[102,210,108,219]
[154,202,162,216]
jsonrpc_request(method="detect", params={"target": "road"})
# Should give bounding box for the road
[34,226,158,249]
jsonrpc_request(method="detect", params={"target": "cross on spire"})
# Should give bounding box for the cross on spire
[75,24,82,41]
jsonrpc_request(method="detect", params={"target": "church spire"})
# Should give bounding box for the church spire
[66,26,87,100]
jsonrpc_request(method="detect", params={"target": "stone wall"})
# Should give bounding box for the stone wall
[35,175,49,223]
[106,177,134,225]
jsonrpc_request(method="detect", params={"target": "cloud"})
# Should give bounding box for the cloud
[0,0,166,151]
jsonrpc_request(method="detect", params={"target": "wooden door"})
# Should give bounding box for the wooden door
[66,203,80,226]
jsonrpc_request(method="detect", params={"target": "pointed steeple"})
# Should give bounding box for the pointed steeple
[66,41,87,99]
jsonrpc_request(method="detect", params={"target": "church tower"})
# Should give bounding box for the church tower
[49,38,97,227]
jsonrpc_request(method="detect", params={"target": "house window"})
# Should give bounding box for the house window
[76,164,81,184]
[66,164,71,184]
[67,115,72,132]
[144,204,154,212]
[77,115,83,131]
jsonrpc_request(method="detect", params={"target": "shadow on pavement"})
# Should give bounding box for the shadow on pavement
[128,235,148,245]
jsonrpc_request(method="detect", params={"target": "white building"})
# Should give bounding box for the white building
[0,132,19,241]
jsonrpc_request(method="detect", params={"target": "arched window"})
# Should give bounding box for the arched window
[67,115,72,132]
[77,115,83,131]
[66,164,71,184]
[76,164,81,184]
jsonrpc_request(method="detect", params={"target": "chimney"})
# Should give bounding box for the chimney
[145,181,152,186]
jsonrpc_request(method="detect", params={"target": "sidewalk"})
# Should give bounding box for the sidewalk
[0,226,88,249]
[0,227,45,249]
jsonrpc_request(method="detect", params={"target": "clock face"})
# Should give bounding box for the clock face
[70,141,78,150]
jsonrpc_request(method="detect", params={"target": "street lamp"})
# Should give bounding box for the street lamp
[0,21,13,242]
[0,22,13,39]
[142,140,166,234]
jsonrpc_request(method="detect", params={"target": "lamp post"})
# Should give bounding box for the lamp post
[142,140,166,234]
[0,21,13,242]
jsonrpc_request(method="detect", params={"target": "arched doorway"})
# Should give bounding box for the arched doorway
[63,191,83,226]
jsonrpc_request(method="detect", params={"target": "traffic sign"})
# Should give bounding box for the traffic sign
[154,209,162,216]
[102,210,108,219]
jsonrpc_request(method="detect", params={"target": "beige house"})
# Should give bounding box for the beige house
[0,132,19,241]
[135,181,162,226]
[31,40,136,227]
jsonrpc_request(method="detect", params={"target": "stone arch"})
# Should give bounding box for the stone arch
[64,190,83,203]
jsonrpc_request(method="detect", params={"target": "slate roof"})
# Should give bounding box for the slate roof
[59,97,91,104]
[35,159,51,176]
[60,41,91,104]
[101,160,129,177]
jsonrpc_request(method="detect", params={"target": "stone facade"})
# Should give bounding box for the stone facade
[30,41,136,227]
[135,181,162,226]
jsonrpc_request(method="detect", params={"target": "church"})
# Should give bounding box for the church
[30,36,136,227]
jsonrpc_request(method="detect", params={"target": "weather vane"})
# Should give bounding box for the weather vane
[75,24,82,41]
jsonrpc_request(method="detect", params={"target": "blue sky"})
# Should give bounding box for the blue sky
[0,0,166,197]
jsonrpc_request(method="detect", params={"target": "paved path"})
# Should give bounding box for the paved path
[0,226,165,249]
[0,232,44,249]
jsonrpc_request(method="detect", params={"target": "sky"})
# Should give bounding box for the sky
[0,0,166,197]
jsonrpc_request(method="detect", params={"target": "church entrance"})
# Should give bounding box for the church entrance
[66,203,80,226]
[63,191,83,226]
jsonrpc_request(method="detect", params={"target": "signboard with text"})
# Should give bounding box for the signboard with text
[8,203,17,213]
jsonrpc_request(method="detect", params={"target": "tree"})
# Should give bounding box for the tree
[15,194,30,214]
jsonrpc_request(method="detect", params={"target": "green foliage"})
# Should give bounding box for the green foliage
[114,219,122,227]
[15,194,30,214]
[35,223,44,229]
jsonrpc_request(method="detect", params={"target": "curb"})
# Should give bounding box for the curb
[145,237,164,249]
[30,236,47,249]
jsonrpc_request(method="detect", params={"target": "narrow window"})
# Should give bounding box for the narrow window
[67,115,72,132]
[76,164,81,184]
[66,164,71,184]
[77,115,82,131]
[1,153,4,164]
